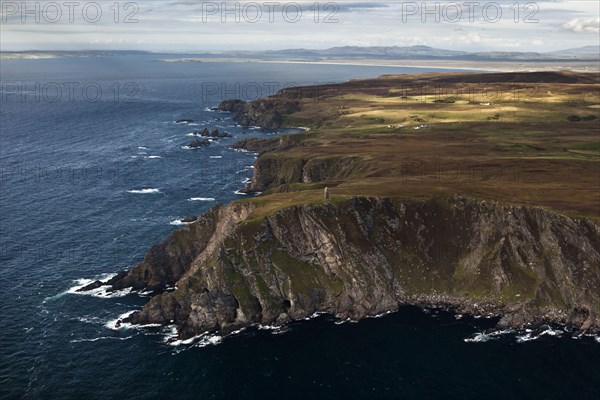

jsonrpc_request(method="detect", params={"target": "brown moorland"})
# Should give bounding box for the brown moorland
[231,71,600,220]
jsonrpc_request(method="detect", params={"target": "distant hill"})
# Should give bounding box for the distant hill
[547,45,600,56]
[3,46,599,62]
[217,45,600,61]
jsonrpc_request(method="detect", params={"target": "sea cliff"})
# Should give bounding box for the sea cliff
[100,195,599,339]
[82,72,600,339]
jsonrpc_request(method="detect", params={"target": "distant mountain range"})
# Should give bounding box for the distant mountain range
[547,45,600,56]
[217,45,600,61]
[2,45,599,61]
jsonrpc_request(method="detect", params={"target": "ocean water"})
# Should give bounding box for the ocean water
[1,55,599,400]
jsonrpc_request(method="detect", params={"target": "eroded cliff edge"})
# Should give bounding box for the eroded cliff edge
[87,72,600,340]
[101,195,599,339]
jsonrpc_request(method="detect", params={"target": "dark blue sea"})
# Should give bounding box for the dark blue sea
[1,55,599,400]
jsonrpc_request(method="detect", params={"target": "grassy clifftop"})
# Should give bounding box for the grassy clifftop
[227,71,600,219]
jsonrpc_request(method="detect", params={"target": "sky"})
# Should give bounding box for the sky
[0,0,598,52]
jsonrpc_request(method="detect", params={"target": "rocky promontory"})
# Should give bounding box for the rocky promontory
[82,72,600,340]
[91,194,599,339]
[218,98,300,130]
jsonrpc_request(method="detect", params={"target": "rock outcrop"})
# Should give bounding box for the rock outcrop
[218,98,300,130]
[188,138,210,148]
[94,195,599,339]
[192,128,232,138]
[108,207,220,291]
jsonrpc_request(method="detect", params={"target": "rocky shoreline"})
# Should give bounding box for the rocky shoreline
[218,98,300,130]
[82,193,599,339]
[79,88,600,340]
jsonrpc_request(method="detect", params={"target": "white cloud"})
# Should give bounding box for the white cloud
[562,17,600,34]
[1,1,599,52]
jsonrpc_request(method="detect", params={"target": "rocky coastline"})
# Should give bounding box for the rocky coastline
[82,185,600,339]
[80,80,600,340]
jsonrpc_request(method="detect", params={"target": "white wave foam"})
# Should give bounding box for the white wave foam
[62,272,139,300]
[169,219,192,226]
[516,332,536,343]
[105,310,137,330]
[372,310,393,318]
[187,197,215,202]
[229,327,248,336]
[97,287,133,298]
[299,312,328,322]
[63,274,115,294]
[76,316,104,325]
[145,155,162,159]
[163,324,180,343]
[209,156,223,159]
[127,188,161,194]
[197,334,222,347]
[334,318,358,325]
[70,335,134,343]
[43,289,72,303]
[138,146,149,150]
[257,324,280,331]
[255,324,287,335]
[516,327,563,343]
[464,329,514,343]
[70,283,132,299]
[234,190,247,195]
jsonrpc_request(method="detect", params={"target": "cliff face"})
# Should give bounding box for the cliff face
[91,73,600,340]
[104,207,220,291]
[242,153,362,193]
[104,195,599,339]
[218,98,300,130]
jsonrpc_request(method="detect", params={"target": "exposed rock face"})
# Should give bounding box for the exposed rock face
[188,138,210,148]
[244,153,361,193]
[108,207,220,291]
[230,135,356,193]
[101,196,599,339]
[192,128,232,138]
[218,98,300,130]
[181,216,198,223]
